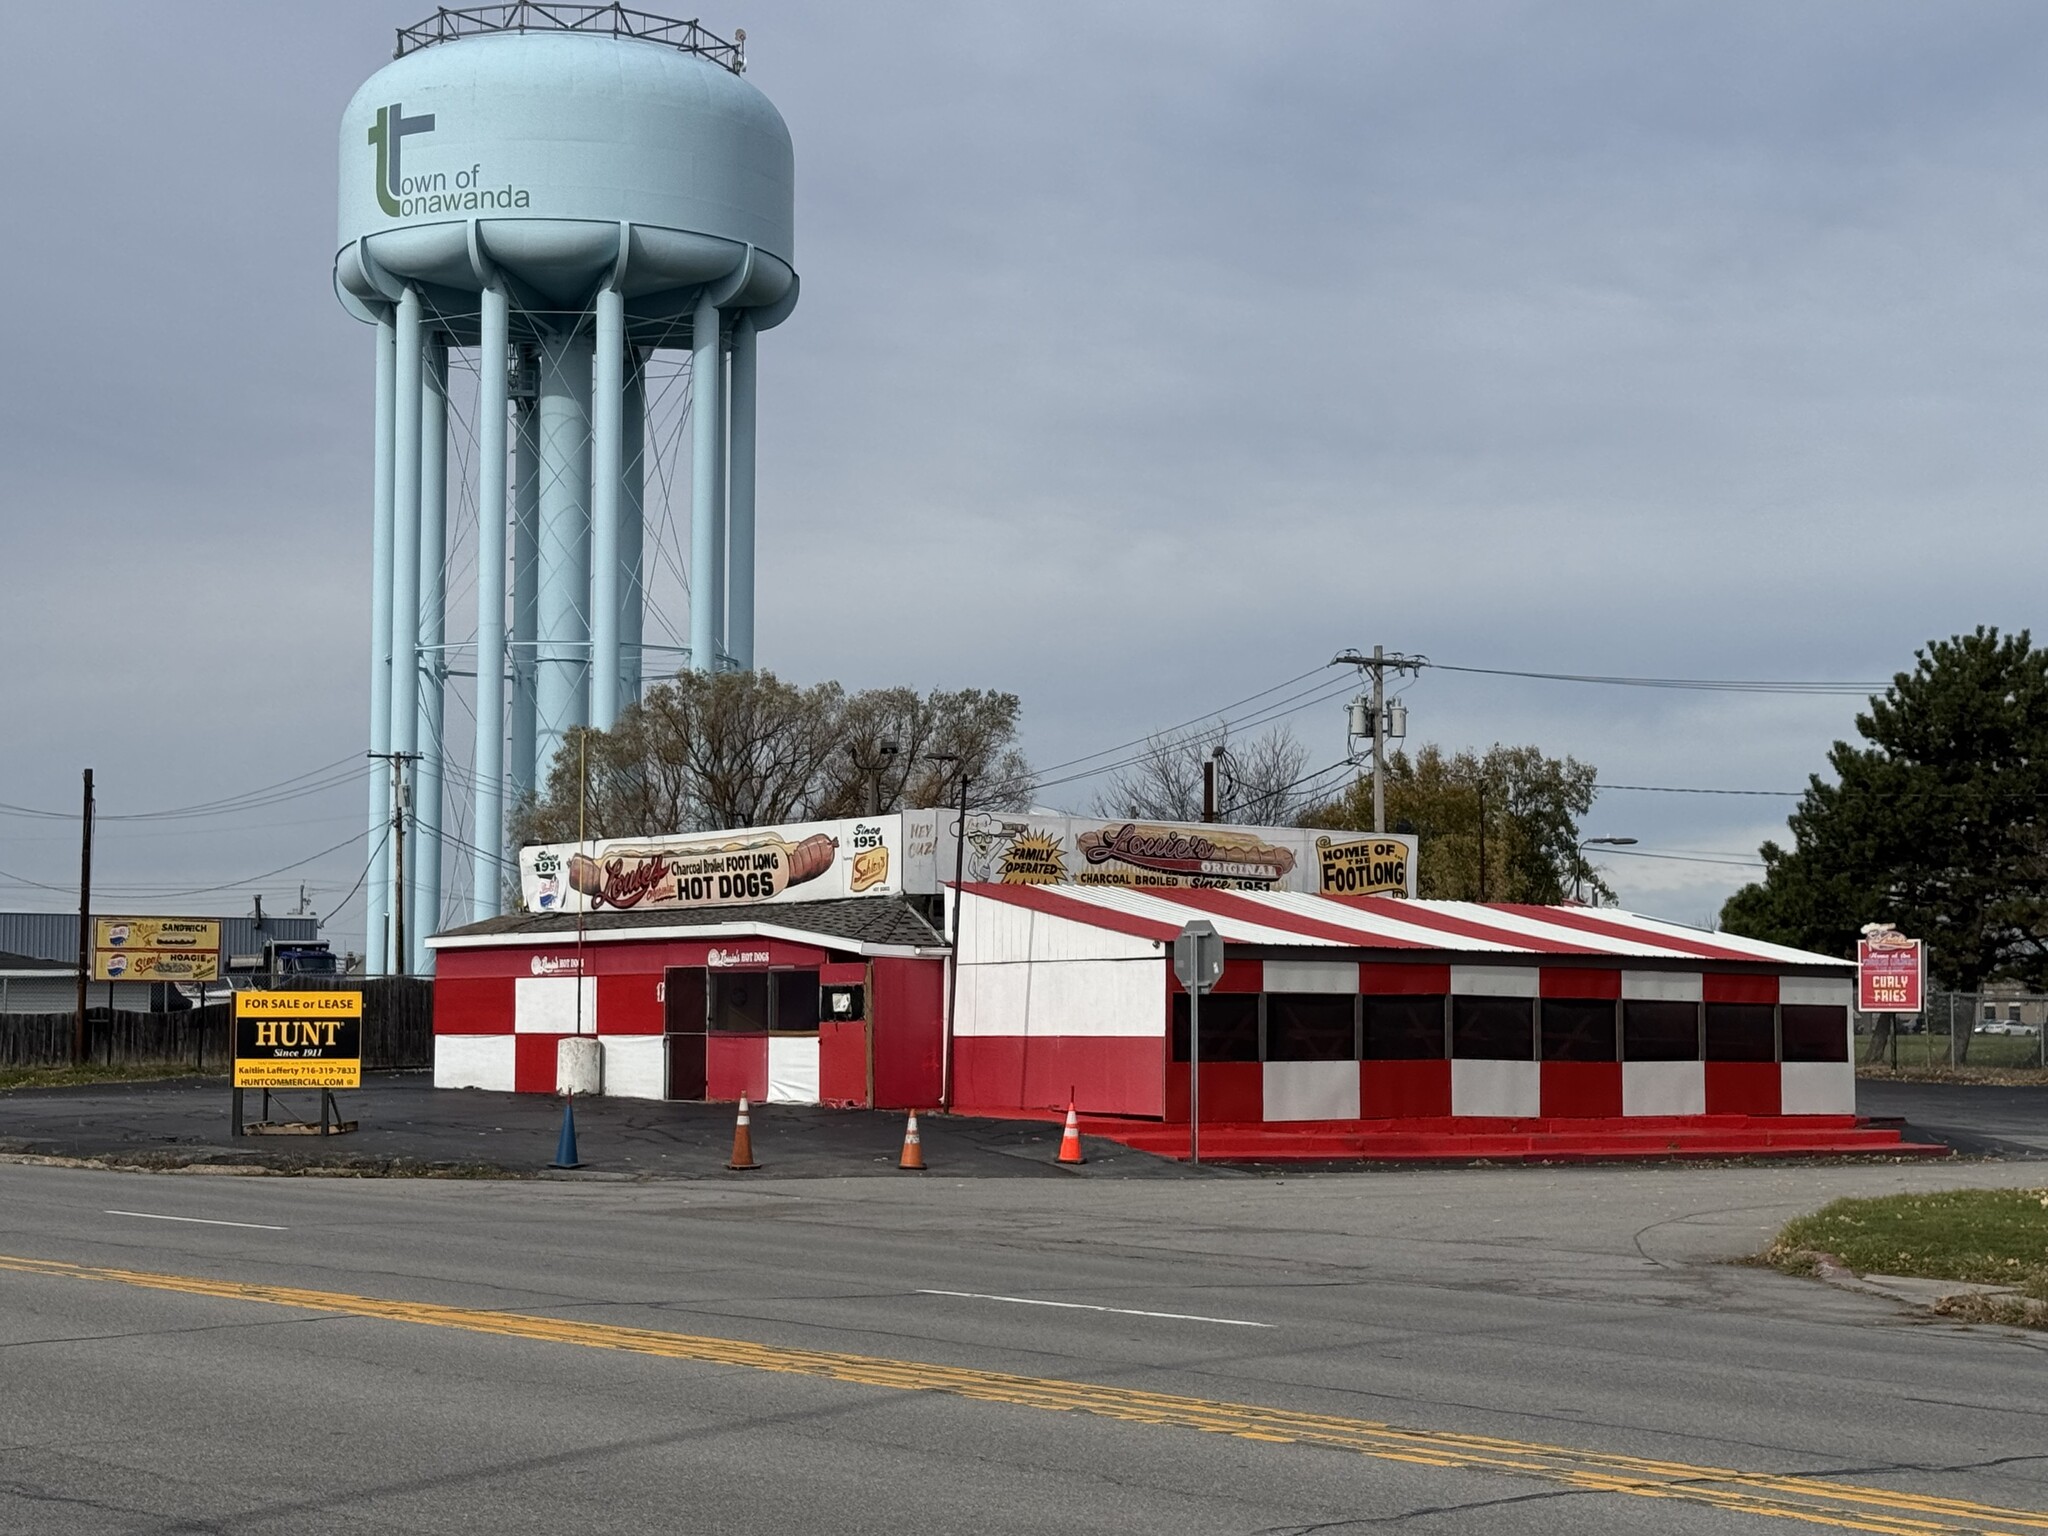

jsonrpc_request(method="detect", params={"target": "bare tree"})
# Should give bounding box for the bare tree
[1095,722,1313,825]
[514,672,1034,845]
[813,687,1035,817]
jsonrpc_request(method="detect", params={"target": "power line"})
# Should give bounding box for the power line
[0,756,369,824]
[1602,846,1766,870]
[321,826,391,926]
[1598,783,1803,797]
[1426,662,1881,696]
[1030,666,1330,778]
[1033,677,1358,793]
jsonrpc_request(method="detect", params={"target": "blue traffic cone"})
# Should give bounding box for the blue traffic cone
[550,1097,582,1170]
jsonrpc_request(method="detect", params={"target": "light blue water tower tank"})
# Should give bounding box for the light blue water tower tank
[335,8,798,973]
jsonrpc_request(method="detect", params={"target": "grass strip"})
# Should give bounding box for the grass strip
[0,1063,218,1092]
[1763,1187,2048,1324]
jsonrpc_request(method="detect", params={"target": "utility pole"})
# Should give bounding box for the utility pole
[1202,746,1222,823]
[73,768,94,1065]
[368,751,419,977]
[1476,781,1487,901]
[928,752,972,1111]
[1332,647,1424,834]
[1371,646,1387,832]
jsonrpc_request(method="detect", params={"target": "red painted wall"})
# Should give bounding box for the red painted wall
[1358,962,1451,995]
[1539,1061,1623,1118]
[1541,967,1621,999]
[597,971,662,1035]
[1706,1061,1781,1114]
[514,1034,564,1093]
[1704,972,1778,1005]
[1164,1062,1262,1123]
[818,1020,869,1106]
[706,1035,769,1101]
[1360,1060,1452,1118]
[871,957,944,1109]
[953,1036,1164,1118]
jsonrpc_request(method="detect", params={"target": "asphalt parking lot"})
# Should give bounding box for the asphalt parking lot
[2,1071,2041,1177]
[0,1071,1195,1180]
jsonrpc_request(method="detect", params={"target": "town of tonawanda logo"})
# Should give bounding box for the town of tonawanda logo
[369,103,530,218]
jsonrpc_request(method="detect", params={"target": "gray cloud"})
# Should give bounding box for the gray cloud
[2,1,2039,947]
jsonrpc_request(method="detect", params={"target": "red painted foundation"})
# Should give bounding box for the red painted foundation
[1073,1113,1944,1163]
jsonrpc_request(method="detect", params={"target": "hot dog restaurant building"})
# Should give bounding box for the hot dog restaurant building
[428,810,1902,1157]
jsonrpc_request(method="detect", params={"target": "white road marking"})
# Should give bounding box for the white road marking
[103,1211,287,1232]
[916,1289,1272,1328]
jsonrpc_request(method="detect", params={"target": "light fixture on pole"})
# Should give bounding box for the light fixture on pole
[1574,837,1637,904]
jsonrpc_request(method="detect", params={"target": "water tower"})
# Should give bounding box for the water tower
[336,5,797,973]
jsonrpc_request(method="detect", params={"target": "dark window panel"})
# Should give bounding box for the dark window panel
[1540,999,1616,1062]
[709,971,770,1033]
[1451,995,1533,1060]
[772,970,821,1033]
[1623,1000,1699,1061]
[1363,995,1445,1060]
[1705,1002,1774,1062]
[1781,1004,1849,1063]
[1266,994,1358,1062]
[1171,993,1260,1063]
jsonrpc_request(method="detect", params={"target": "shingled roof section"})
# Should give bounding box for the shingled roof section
[0,950,72,973]
[432,896,947,951]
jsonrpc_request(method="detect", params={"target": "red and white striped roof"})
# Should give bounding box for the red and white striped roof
[956,883,1850,967]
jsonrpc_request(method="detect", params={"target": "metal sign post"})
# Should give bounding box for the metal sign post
[1173,920,1225,1167]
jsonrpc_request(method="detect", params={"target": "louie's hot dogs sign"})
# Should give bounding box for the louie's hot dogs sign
[521,811,1418,913]
[521,816,905,914]
[954,815,1417,898]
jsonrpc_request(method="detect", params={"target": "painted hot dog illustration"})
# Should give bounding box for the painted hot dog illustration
[565,832,840,911]
[1074,822,1296,884]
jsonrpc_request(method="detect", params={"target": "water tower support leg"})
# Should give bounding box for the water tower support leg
[620,350,644,704]
[472,285,509,920]
[589,288,624,728]
[510,372,539,806]
[365,310,397,974]
[414,333,448,973]
[535,331,593,779]
[688,291,726,672]
[727,315,757,671]
[389,286,425,972]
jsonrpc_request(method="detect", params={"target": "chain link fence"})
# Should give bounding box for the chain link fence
[1853,988,2048,1070]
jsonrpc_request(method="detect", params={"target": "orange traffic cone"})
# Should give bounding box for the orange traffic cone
[898,1111,927,1171]
[726,1094,760,1170]
[1057,1101,1085,1165]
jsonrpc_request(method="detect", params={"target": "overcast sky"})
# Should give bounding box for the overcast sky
[2,1,2042,952]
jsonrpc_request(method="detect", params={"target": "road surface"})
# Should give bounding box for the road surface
[3,1156,2046,1533]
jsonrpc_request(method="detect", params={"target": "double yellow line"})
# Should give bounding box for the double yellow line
[4,1250,2042,1535]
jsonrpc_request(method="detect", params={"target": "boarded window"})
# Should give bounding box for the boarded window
[1266,994,1358,1061]
[1451,996,1533,1060]
[1541,999,1616,1062]
[1705,1003,1775,1062]
[1170,993,1260,1063]
[1781,1004,1849,1063]
[1623,1000,1699,1061]
[1363,996,1445,1060]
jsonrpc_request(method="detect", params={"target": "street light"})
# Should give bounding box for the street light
[1574,837,1637,904]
